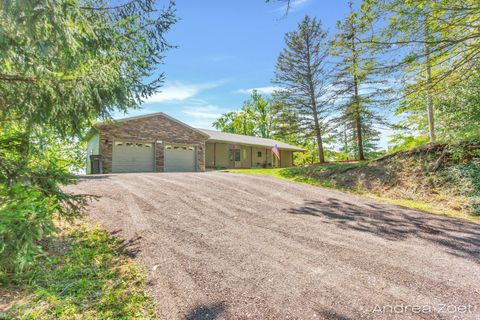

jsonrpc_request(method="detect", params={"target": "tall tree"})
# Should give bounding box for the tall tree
[213,90,274,138]
[330,2,391,160]
[0,0,176,272]
[273,16,331,163]
[1,0,176,135]
[251,90,273,138]
[360,0,480,143]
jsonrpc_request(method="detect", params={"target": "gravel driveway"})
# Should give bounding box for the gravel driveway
[67,172,480,320]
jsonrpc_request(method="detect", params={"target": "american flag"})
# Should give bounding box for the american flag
[271,144,280,160]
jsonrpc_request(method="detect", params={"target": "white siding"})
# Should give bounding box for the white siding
[86,133,100,174]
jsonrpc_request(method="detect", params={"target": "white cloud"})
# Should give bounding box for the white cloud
[181,104,231,129]
[144,80,225,103]
[274,0,312,13]
[235,86,280,95]
[182,105,227,120]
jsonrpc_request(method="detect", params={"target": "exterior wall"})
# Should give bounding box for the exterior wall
[96,114,207,173]
[251,147,266,167]
[214,143,229,168]
[204,143,296,169]
[86,132,100,174]
[205,142,215,168]
[240,145,252,168]
[280,150,293,167]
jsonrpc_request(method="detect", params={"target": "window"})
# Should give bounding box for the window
[235,149,241,161]
[257,151,262,158]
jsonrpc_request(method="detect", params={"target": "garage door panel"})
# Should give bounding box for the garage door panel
[165,145,196,172]
[112,141,154,173]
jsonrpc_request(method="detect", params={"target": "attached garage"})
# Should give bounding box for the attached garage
[86,113,208,173]
[164,145,196,172]
[112,141,155,173]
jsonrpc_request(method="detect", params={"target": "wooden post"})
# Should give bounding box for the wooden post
[213,143,216,167]
[265,148,267,167]
[250,146,253,168]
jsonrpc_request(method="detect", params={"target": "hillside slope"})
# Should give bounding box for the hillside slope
[285,141,480,218]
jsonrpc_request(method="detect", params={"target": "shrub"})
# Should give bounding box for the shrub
[0,126,85,275]
[0,184,57,273]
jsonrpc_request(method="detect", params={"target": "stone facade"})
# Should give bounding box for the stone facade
[95,114,208,173]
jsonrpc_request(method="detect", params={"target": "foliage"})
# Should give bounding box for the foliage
[273,16,331,163]
[391,63,480,148]
[265,0,480,160]
[2,221,157,319]
[358,0,480,144]
[360,0,480,95]
[0,184,56,273]
[0,0,176,136]
[0,126,86,273]
[213,89,275,138]
[330,2,392,161]
[0,0,175,274]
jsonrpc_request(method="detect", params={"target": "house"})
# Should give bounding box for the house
[86,112,304,173]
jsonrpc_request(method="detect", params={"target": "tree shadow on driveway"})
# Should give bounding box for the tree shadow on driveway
[185,302,226,320]
[288,198,480,261]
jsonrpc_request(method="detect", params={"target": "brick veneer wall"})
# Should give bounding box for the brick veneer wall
[96,114,207,173]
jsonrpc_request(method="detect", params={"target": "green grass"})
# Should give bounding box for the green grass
[365,195,480,223]
[1,221,156,320]
[225,167,319,185]
[226,162,367,188]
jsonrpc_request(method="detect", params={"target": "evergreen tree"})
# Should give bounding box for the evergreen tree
[273,16,331,163]
[330,2,391,160]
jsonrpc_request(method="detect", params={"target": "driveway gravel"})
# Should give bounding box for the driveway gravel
[67,172,480,320]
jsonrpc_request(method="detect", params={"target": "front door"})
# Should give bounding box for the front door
[229,148,241,168]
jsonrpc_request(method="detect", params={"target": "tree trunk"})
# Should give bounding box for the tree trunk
[313,113,325,163]
[351,31,365,161]
[425,25,435,143]
[304,29,325,163]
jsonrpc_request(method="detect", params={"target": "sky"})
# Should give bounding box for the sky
[114,0,393,148]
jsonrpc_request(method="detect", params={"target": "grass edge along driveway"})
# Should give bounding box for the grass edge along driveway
[224,166,480,224]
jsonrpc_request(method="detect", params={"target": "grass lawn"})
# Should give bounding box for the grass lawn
[0,221,156,320]
[225,165,480,224]
[225,162,366,186]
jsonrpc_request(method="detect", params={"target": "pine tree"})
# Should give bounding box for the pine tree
[273,16,331,163]
[330,2,391,160]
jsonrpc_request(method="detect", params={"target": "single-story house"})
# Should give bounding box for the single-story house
[86,112,304,174]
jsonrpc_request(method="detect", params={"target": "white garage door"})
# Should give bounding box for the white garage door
[164,145,196,172]
[112,141,155,173]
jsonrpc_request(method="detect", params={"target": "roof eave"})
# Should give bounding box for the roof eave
[206,138,305,152]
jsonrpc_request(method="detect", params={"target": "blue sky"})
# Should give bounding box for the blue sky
[114,0,392,148]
